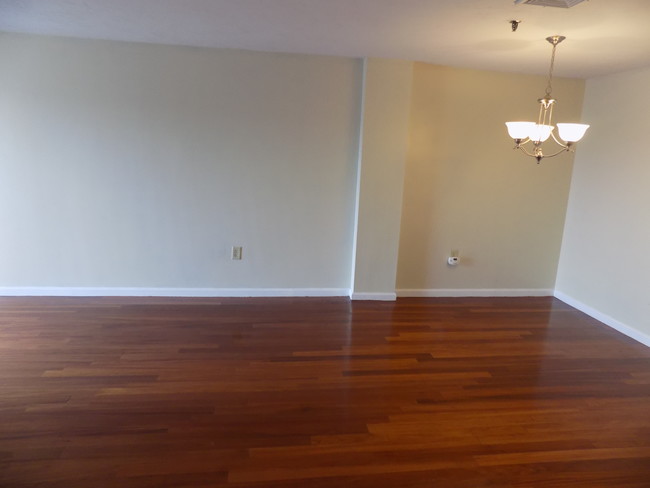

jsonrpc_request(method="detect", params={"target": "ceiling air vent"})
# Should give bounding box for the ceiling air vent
[514,0,587,7]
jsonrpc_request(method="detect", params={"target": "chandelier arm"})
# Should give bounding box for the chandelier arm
[515,145,537,158]
[514,143,568,160]
[549,131,569,148]
[538,147,570,159]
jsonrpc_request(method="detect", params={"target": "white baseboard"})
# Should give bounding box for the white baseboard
[554,290,650,348]
[350,292,397,301]
[0,287,350,298]
[397,288,553,298]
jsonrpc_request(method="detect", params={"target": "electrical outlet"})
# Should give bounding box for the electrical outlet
[231,246,242,260]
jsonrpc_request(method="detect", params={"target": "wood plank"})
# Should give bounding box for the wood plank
[0,296,648,487]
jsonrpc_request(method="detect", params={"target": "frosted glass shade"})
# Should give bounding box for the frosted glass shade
[506,121,535,139]
[557,123,590,142]
[529,124,554,143]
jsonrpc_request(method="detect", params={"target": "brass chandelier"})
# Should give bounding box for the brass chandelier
[506,35,589,163]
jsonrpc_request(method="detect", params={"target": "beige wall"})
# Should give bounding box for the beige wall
[397,63,585,294]
[351,59,413,299]
[0,33,362,291]
[556,67,650,343]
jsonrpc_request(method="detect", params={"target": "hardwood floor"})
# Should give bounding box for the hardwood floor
[0,296,649,487]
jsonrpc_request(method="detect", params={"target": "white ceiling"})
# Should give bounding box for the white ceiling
[1,0,649,78]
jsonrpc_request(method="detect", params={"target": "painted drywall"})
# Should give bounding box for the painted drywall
[351,58,413,299]
[0,33,362,290]
[556,67,650,340]
[397,63,585,294]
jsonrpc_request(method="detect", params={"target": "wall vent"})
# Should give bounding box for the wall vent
[514,0,587,8]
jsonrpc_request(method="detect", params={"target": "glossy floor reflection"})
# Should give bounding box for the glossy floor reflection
[0,296,649,487]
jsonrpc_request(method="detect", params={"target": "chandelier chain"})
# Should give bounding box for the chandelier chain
[544,42,558,97]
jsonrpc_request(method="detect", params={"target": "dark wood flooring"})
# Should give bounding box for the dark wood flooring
[0,296,649,487]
